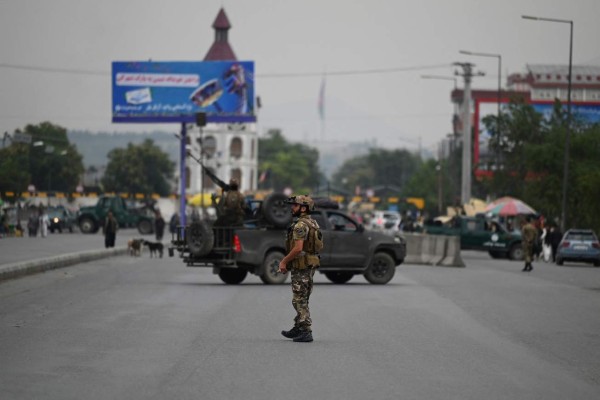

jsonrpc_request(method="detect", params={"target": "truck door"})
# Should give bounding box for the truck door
[461,218,492,250]
[325,211,369,268]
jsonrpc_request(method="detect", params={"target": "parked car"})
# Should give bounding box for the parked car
[369,211,401,231]
[47,206,76,233]
[556,229,600,267]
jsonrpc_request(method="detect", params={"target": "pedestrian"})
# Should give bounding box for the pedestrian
[27,209,39,237]
[521,216,538,272]
[169,212,179,234]
[154,210,165,241]
[103,210,118,248]
[548,224,563,263]
[38,207,49,238]
[277,195,323,343]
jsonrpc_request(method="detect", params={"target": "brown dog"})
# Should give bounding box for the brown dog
[128,239,143,256]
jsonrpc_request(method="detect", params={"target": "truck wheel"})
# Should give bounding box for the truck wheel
[364,252,396,284]
[262,193,292,228]
[260,251,288,284]
[137,219,153,235]
[187,221,214,256]
[509,243,523,261]
[79,217,97,234]
[325,271,354,284]
[219,268,248,284]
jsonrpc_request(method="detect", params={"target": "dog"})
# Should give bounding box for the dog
[127,239,143,257]
[143,240,164,258]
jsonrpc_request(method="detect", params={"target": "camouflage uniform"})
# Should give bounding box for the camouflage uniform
[287,215,320,332]
[521,220,538,271]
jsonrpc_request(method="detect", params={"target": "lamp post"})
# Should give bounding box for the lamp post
[522,15,573,232]
[459,50,502,118]
[460,50,502,170]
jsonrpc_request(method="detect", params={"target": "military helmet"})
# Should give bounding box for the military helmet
[286,195,314,210]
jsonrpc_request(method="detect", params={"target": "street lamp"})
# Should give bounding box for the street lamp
[460,50,503,170]
[522,15,573,232]
[459,50,502,118]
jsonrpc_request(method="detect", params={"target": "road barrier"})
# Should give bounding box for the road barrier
[401,233,464,267]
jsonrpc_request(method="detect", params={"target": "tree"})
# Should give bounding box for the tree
[482,99,600,232]
[258,129,322,192]
[332,148,421,194]
[0,122,84,193]
[102,139,175,196]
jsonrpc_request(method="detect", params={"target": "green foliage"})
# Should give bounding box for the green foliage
[0,145,30,192]
[482,99,600,232]
[258,129,322,192]
[332,149,421,191]
[0,122,84,193]
[102,139,175,196]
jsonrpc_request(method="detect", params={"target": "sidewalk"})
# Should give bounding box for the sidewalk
[0,229,154,282]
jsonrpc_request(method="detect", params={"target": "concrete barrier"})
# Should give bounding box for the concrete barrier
[0,247,128,282]
[439,235,465,267]
[401,233,464,268]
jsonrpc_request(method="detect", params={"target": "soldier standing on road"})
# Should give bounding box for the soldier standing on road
[278,195,323,343]
[103,211,118,248]
[521,216,538,272]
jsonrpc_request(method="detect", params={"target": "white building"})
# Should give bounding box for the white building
[183,8,258,195]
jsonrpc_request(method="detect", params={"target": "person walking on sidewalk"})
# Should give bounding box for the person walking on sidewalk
[103,211,118,248]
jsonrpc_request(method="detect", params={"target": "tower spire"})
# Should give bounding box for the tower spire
[204,8,237,61]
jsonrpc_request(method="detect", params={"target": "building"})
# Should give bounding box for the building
[184,8,259,196]
[449,64,600,177]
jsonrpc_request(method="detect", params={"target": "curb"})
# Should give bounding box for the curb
[0,247,128,282]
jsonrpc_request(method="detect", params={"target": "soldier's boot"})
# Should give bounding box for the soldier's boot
[281,326,301,339]
[293,330,313,343]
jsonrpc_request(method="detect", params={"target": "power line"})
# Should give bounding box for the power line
[0,63,107,76]
[0,62,451,78]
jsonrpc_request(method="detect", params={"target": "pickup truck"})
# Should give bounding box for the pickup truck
[423,215,523,260]
[78,195,154,235]
[170,194,407,285]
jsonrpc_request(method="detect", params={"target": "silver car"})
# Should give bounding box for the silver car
[556,229,600,267]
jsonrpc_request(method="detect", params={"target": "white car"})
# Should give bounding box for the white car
[370,211,401,232]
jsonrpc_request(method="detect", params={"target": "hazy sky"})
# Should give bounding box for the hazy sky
[1,0,599,154]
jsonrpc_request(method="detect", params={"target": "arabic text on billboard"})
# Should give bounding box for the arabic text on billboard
[112,61,255,123]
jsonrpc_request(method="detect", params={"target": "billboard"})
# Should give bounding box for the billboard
[112,61,255,123]
[475,100,600,176]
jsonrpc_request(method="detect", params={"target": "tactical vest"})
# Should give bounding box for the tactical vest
[286,215,322,269]
[223,191,243,216]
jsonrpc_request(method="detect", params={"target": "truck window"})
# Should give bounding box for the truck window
[326,212,357,232]
[310,213,327,230]
[466,221,477,231]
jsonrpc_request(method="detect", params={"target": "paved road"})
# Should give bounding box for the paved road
[0,249,599,399]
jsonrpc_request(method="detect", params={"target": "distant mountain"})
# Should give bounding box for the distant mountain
[67,130,180,168]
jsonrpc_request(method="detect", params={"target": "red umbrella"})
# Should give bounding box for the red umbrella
[485,197,536,216]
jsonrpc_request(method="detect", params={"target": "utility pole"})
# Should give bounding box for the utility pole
[454,62,484,205]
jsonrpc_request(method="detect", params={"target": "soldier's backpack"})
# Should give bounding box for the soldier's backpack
[303,217,323,254]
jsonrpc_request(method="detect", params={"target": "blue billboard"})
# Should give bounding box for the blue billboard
[112,61,255,123]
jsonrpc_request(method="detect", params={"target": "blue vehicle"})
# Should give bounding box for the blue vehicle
[556,229,600,267]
